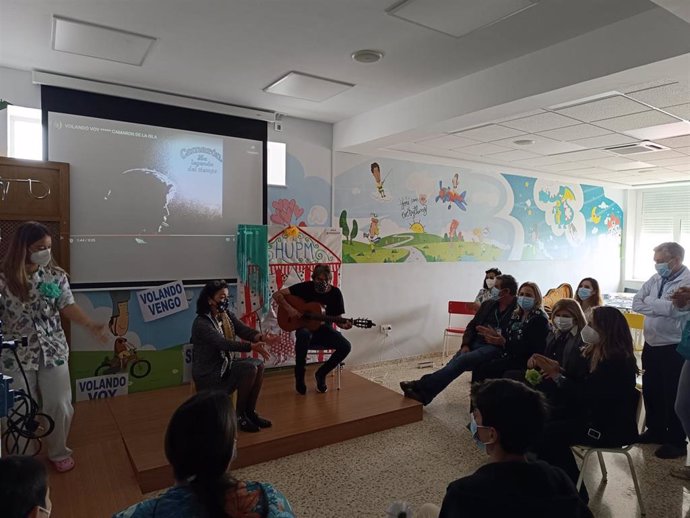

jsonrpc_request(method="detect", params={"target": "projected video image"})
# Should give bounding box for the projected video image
[48,112,262,284]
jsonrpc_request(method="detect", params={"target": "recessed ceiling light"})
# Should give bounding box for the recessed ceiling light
[513,139,535,146]
[264,72,354,102]
[351,50,384,64]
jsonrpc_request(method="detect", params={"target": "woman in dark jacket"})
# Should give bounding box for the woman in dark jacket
[473,282,550,383]
[529,306,640,501]
[191,280,278,433]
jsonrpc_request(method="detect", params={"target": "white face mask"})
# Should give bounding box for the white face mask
[30,248,51,267]
[485,278,496,289]
[581,324,600,344]
[553,316,574,331]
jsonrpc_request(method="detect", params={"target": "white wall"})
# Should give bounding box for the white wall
[0,67,40,109]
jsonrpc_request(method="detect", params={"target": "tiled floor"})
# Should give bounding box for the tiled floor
[233,357,690,518]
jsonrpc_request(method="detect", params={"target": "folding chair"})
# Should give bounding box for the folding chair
[572,444,645,516]
[624,312,645,352]
[442,301,476,364]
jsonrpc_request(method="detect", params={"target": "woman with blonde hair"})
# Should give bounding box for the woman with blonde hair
[472,281,550,382]
[529,306,639,501]
[574,277,603,314]
[0,221,106,472]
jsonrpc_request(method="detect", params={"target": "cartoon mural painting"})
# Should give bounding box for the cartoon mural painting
[370,162,389,199]
[334,159,623,264]
[435,179,468,211]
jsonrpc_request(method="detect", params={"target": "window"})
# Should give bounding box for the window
[267,141,286,186]
[633,187,690,279]
[7,105,42,160]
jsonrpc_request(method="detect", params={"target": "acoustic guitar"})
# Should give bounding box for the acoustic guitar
[277,294,376,332]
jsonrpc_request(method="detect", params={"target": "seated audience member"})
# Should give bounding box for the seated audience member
[113,391,294,518]
[400,275,518,405]
[191,280,279,433]
[530,306,639,501]
[432,379,592,517]
[574,277,603,314]
[0,455,52,518]
[473,267,502,311]
[472,282,549,383]
[528,299,589,417]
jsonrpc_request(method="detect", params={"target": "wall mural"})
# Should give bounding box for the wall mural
[268,153,331,227]
[334,158,623,263]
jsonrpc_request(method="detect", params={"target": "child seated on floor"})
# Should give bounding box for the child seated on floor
[112,391,294,518]
[0,455,52,518]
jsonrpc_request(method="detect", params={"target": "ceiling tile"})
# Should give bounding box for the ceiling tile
[554,95,650,122]
[459,142,513,155]
[676,147,690,155]
[665,103,690,120]
[646,157,690,167]
[552,149,614,161]
[581,157,638,169]
[655,135,690,148]
[626,83,690,108]
[631,149,685,161]
[490,134,585,155]
[622,80,677,94]
[488,149,541,161]
[572,133,638,149]
[607,160,655,171]
[452,124,525,142]
[537,123,611,141]
[668,164,690,172]
[514,155,571,167]
[416,134,481,149]
[539,162,597,172]
[594,110,679,132]
[501,112,580,132]
[491,109,546,124]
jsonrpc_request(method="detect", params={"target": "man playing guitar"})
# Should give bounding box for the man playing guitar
[273,264,352,394]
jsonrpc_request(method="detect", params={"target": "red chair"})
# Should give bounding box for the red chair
[442,301,476,364]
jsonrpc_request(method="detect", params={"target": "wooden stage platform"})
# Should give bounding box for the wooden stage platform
[51,367,422,517]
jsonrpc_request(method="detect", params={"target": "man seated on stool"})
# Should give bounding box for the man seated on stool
[433,379,593,517]
[273,264,352,394]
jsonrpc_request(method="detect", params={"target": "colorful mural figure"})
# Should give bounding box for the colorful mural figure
[435,179,468,211]
[334,158,623,264]
[370,162,388,199]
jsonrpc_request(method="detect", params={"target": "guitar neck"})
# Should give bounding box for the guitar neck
[304,313,349,325]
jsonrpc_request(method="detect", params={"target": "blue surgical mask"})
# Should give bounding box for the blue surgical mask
[655,262,672,278]
[490,287,501,299]
[577,287,592,300]
[470,414,492,453]
[517,296,535,311]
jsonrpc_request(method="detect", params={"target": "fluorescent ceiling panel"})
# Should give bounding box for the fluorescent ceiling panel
[387,0,537,38]
[554,95,649,122]
[572,133,637,149]
[625,121,690,141]
[52,16,156,66]
[264,72,354,102]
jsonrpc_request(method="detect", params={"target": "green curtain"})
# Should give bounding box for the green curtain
[236,224,269,313]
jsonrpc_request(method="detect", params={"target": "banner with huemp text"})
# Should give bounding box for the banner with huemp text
[137,280,189,322]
